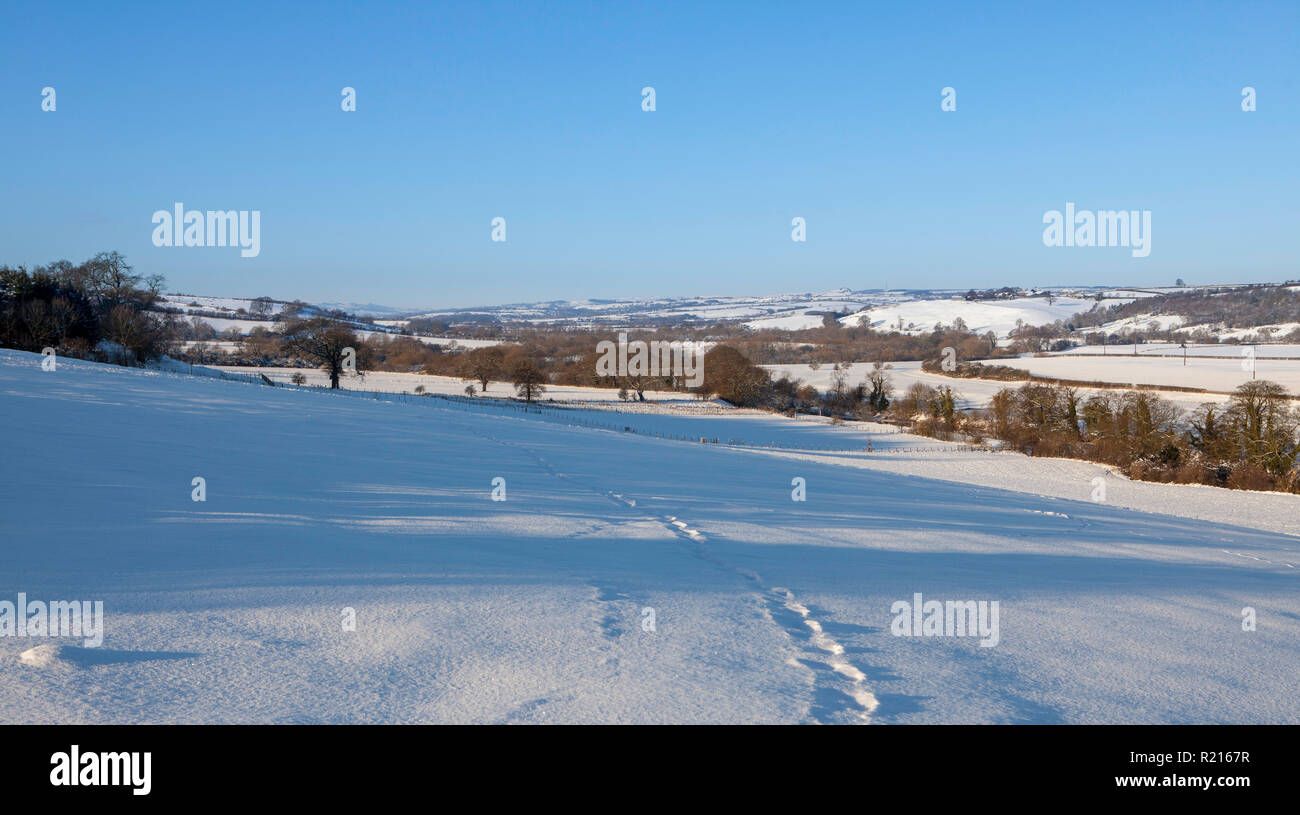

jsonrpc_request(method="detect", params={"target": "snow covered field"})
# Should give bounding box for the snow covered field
[214,366,677,402]
[993,354,1300,394]
[763,362,1230,412]
[840,296,1104,337]
[1060,343,1300,359]
[768,345,1300,412]
[2,348,1298,724]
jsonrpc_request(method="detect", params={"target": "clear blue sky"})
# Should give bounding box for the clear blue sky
[2,0,1296,309]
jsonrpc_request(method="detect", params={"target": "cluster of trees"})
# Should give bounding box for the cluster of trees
[382,337,906,416]
[726,322,1006,366]
[427,334,708,400]
[0,252,172,364]
[409,339,899,415]
[692,349,902,420]
[975,380,1300,492]
[695,345,773,406]
[452,346,545,402]
[921,358,1030,381]
[963,287,1030,301]
[1007,321,1072,353]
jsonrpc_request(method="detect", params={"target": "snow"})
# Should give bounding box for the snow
[212,367,682,402]
[3,348,1298,724]
[993,354,1300,395]
[179,315,492,348]
[1089,313,1188,334]
[184,316,273,335]
[763,362,1228,412]
[766,346,1300,412]
[744,313,829,331]
[841,296,1098,337]
[1212,324,1300,342]
[158,294,285,315]
[1084,315,1300,343]
[314,302,409,317]
[19,645,60,669]
[1058,343,1300,358]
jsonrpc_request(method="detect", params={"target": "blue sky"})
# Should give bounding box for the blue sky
[2,0,1296,308]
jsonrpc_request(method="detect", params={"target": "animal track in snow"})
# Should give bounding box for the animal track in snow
[773,588,880,721]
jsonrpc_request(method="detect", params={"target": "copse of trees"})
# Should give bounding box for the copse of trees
[1202,380,1300,479]
[1007,321,1072,353]
[696,345,771,406]
[0,267,99,354]
[973,380,1300,492]
[363,334,445,372]
[726,322,1005,367]
[690,347,899,421]
[921,358,1030,381]
[0,252,172,364]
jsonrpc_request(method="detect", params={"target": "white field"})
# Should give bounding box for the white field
[764,362,1230,412]
[214,366,680,402]
[744,314,828,331]
[769,344,1300,411]
[1212,323,1300,341]
[1057,343,1300,358]
[994,354,1300,395]
[1090,314,1187,334]
[840,296,1106,337]
[158,294,291,315]
[1083,314,1300,343]
[3,348,1299,724]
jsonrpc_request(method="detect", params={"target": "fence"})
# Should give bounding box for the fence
[191,371,1004,456]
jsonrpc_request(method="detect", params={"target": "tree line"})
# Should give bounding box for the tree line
[1,252,171,364]
[910,378,1300,494]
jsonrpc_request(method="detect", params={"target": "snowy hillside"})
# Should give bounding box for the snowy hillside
[157,294,295,319]
[839,295,1105,337]
[2,348,1297,724]
[762,362,1231,413]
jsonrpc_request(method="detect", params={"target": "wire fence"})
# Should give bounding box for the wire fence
[339,389,1003,455]
[202,372,1004,456]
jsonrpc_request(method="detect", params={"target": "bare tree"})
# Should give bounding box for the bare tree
[280,317,363,389]
[510,358,547,403]
[622,373,659,402]
[462,346,505,393]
